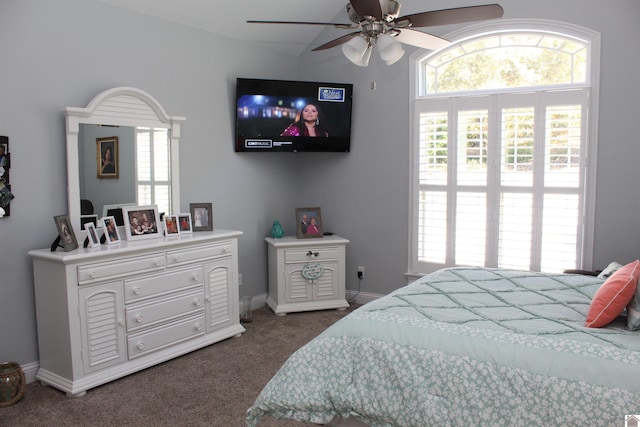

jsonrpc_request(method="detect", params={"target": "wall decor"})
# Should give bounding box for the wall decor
[122,205,161,241]
[295,207,323,239]
[178,213,193,234]
[53,214,79,251]
[96,136,119,179]
[0,135,12,217]
[84,222,101,248]
[101,215,121,244]
[190,203,213,231]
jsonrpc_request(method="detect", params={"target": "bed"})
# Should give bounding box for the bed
[246,267,640,427]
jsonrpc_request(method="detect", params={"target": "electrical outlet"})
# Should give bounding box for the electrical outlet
[357,266,365,279]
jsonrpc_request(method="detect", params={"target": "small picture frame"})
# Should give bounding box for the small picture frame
[54,214,79,251]
[190,203,213,232]
[295,207,323,239]
[96,136,119,179]
[101,215,121,245]
[85,222,101,248]
[164,215,180,236]
[122,205,161,241]
[80,214,98,230]
[177,213,193,234]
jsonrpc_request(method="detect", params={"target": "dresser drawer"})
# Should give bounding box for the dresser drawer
[125,289,205,332]
[166,241,233,267]
[127,314,205,359]
[78,252,165,285]
[284,247,339,263]
[124,267,203,303]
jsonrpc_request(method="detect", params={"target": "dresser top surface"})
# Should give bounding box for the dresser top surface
[265,235,349,248]
[29,229,243,262]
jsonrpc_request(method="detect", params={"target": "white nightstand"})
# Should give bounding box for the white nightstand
[265,235,350,315]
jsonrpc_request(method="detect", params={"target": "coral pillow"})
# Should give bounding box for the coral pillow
[585,260,639,328]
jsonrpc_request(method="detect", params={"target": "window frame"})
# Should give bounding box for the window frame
[408,19,601,275]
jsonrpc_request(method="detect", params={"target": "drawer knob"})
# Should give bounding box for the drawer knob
[172,256,180,263]
[133,287,142,295]
[118,320,125,326]
[306,251,319,258]
[154,260,162,267]
[192,273,201,281]
[89,272,97,279]
[194,298,201,306]
[136,315,143,323]
[137,342,145,350]
[195,323,202,331]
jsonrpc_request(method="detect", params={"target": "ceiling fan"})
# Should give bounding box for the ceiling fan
[248,0,503,66]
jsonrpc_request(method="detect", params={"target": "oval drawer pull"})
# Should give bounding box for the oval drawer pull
[136,315,143,323]
[133,287,142,295]
[306,251,319,258]
[195,323,202,331]
[137,342,145,350]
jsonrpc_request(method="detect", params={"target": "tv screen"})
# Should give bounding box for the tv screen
[235,78,353,152]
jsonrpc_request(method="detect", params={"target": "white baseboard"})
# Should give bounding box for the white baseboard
[20,361,39,384]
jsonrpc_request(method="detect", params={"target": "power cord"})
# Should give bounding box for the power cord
[348,277,362,305]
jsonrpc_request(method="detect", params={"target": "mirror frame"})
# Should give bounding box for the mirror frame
[65,87,185,233]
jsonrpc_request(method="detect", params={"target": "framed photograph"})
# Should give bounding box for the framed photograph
[122,205,161,241]
[164,215,180,236]
[190,203,213,232]
[54,214,79,251]
[85,222,101,248]
[80,214,98,230]
[295,207,323,239]
[102,216,121,244]
[96,136,119,179]
[177,213,193,234]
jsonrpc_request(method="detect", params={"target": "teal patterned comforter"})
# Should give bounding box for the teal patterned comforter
[246,267,640,426]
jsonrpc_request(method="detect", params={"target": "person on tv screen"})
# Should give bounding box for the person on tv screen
[280,103,329,137]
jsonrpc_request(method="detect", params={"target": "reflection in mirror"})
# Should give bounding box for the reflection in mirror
[78,125,172,222]
[66,87,185,234]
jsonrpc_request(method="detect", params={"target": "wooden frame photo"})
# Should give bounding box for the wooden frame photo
[164,215,180,237]
[96,136,119,179]
[54,214,79,251]
[295,207,323,239]
[122,205,161,241]
[101,215,121,245]
[190,203,213,231]
[177,213,193,234]
[84,222,101,248]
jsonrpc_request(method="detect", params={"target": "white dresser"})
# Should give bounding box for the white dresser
[29,229,244,396]
[265,235,349,315]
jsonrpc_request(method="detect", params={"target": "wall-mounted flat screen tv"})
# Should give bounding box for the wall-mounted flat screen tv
[235,78,353,152]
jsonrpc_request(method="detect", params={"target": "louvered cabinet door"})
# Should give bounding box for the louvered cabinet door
[78,281,126,374]
[204,257,236,332]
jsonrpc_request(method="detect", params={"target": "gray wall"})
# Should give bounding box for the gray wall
[1,0,640,370]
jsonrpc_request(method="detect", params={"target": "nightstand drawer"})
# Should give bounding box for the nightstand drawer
[166,242,233,266]
[125,290,205,332]
[124,267,203,303]
[285,247,339,263]
[78,253,165,285]
[127,314,205,358]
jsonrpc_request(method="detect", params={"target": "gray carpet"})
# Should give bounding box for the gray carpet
[2,304,358,426]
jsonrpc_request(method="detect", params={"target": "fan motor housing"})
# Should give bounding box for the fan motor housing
[347,0,401,23]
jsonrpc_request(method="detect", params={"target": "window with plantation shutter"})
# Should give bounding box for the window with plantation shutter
[136,127,171,216]
[410,23,599,275]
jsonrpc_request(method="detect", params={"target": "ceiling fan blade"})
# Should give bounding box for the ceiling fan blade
[397,4,504,28]
[394,29,451,50]
[349,0,383,20]
[312,32,362,51]
[247,20,353,29]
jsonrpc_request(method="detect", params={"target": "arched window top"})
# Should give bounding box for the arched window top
[416,20,596,96]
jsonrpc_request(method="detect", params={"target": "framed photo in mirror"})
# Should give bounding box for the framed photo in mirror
[96,136,119,179]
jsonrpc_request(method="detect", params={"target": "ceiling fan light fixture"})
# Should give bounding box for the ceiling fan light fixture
[341,36,370,65]
[376,33,405,65]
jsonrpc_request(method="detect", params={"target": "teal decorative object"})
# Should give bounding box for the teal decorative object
[270,220,285,238]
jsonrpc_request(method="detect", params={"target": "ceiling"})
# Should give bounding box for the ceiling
[97,0,350,56]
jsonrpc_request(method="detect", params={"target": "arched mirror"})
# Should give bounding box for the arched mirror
[66,87,185,233]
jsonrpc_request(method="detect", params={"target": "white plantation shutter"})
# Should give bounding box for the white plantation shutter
[136,127,171,215]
